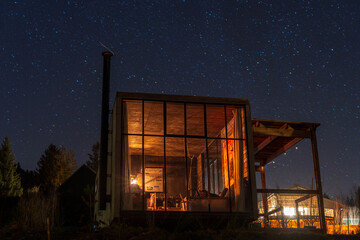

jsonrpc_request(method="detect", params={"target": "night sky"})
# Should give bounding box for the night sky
[1,1,359,198]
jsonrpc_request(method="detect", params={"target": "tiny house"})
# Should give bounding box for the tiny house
[95,92,258,225]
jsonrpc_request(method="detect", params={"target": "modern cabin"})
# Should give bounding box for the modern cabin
[95,92,258,225]
[94,92,326,233]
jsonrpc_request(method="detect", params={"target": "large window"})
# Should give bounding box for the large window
[122,100,249,212]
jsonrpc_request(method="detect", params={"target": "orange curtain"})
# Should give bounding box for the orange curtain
[233,108,245,211]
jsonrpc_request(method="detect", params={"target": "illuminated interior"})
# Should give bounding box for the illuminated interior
[122,100,250,212]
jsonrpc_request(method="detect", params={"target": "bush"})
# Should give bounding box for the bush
[17,191,57,231]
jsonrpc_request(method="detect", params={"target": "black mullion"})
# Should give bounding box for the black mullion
[184,103,189,211]
[163,101,167,211]
[142,100,145,211]
[211,155,215,194]
[224,105,232,212]
[120,99,124,214]
[204,104,211,212]
[242,106,251,212]
[124,133,163,137]
[216,139,220,193]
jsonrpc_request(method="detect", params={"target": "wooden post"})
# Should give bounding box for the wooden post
[296,202,300,229]
[46,217,51,240]
[340,208,343,234]
[310,127,326,234]
[347,211,350,235]
[281,206,285,228]
[260,164,268,227]
[295,194,315,229]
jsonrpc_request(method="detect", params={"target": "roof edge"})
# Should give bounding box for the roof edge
[252,118,320,128]
[115,92,250,105]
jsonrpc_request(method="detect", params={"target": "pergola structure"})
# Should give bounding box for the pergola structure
[252,119,326,233]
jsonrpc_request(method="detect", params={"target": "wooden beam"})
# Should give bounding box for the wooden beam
[255,157,266,163]
[252,118,320,128]
[268,206,283,216]
[254,124,288,155]
[254,135,277,154]
[310,127,326,234]
[295,194,315,204]
[117,92,250,106]
[253,127,311,138]
[260,165,269,227]
[263,205,285,229]
[257,189,318,194]
[264,137,303,165]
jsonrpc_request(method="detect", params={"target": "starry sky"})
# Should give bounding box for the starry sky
[1,1,359,198]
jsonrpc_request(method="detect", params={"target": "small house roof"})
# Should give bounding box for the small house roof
[57,164,96,194]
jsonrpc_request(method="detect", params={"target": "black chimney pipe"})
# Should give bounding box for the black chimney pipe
[99,51,113,210]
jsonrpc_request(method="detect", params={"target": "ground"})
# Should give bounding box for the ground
[1,223,360,240]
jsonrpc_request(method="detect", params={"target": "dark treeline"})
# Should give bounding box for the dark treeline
[0,136,99,229]
[0,138,100,195]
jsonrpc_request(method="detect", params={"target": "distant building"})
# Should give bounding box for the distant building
[57,164,96,226]
[257,184,359,234]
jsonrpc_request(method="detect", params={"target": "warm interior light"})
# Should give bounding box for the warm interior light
[298,206,304,215]
[131,179,138,185]
[283,207,295,216]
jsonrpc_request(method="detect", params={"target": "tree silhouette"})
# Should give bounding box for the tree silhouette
[323,192,331,199]
[86,142,99,172]
[37,144,60,193]
[56,146,77,187]
[0,136,23,197]
[37,144,77,193]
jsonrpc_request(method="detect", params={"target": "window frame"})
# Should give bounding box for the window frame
[121,98,249,213]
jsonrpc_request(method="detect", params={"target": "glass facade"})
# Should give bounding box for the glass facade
[122,99,250,212]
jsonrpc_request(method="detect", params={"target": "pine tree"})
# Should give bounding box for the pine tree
[86,142,99,172]
[0,136,23,197]
[55,146,77,187]
[37,144,78,193]
[37,144,60,193]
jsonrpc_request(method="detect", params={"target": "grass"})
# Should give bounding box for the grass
[2,199,359,240]
[1,222,360,240]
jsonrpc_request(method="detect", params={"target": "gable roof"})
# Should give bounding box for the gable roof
[57,164,96,193]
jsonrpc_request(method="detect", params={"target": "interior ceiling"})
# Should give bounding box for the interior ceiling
[123,101,315,164]
[124,101,236,157]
